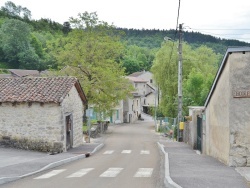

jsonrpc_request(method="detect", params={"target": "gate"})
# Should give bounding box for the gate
[197,115,202,152]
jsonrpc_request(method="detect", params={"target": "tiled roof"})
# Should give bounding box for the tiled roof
[9,69,41,77]
[0,77,85,103]
[128,71,145,77]
[126,76,147,83]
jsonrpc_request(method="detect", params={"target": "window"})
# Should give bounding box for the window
[135,83,137,87]
[116,110,119,119]
[150,79,153,83]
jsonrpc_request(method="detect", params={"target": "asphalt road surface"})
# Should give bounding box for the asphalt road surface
[2,121,165,188]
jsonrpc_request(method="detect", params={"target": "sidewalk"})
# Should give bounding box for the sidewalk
[0,126,115,185]
[158,140,250,188]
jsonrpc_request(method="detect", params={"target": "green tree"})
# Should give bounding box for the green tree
[0,19,44,70]
[0,19,31,67]
[49,12,133,113]
[122,45,156,74]
[1,1,31,20]
[151,41,219,117]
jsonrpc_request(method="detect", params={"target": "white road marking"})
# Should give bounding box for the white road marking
[121,150,131,154]
[100,168,123,177]
[140,150,150,154]
[34,169,66,179]
[134,168,153,177]
[67,168,94,178]
[103,150,114,154]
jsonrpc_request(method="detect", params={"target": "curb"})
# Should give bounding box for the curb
[0,143,104,185]
[157,142,182,188]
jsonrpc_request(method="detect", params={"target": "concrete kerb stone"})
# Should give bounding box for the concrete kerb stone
[157,142,182,188]
[0,143,104,185]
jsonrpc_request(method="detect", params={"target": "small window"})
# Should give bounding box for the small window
[135,83,137,87]
[150,79,153,83]
[116,110,119,119]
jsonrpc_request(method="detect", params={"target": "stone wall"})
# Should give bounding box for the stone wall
[61,86,84,150]
[0,85,84,153]
[183,107,204,151]
[0,102,63,153]
[229,52,250,166]
[206,55,230,165]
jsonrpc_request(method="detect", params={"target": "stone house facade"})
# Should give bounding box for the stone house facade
[128,71,158,114]
[122,76,146,123]
[204,47,250,167]
[0,77,87,153]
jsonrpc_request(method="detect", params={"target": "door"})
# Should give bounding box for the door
[66,115,73,150]
[197,115,202,152]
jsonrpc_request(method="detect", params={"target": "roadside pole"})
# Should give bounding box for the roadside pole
[177,23,183,141]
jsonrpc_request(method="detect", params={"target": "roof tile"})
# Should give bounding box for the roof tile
[0,77,78,103]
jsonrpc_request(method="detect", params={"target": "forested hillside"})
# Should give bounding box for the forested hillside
[118,28,250,54]
[1,1,249,74]
[1,1,249,117]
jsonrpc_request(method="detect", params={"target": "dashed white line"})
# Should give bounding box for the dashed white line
[34,169,66,179]
[67,168,94,178]
[121,150,132,154]
[134,168,153,177]
[140,150,150,154]
[103,150,114,154]
[100,168,123,177]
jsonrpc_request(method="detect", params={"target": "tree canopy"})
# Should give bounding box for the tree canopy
[151,41,221,117]
[49,12,133,112]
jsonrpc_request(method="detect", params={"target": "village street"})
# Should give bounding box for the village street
[1,118,250,188]
[1,121,165,188]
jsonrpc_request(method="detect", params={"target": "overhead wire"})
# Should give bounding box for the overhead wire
[166,0,181,64]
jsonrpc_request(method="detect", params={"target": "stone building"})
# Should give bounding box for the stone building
[123,76,146,123]
[204,47,250,167]
[0,77,87,153]
[128,71,158,114]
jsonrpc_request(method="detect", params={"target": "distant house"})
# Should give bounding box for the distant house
[187,47,250,167]
[0,69,48,78]
[0,77,87,153]
[128,71,158,114]
[8,69,41,77]
[123,76,147,123]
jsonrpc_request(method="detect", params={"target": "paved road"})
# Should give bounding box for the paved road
[1,122,165,188]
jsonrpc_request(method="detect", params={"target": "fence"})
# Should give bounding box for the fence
[156,117,177,140]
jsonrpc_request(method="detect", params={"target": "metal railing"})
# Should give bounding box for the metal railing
[156,117,177,140]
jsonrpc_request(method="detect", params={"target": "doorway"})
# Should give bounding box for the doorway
[197,115,202,152]
[66,114,73,150]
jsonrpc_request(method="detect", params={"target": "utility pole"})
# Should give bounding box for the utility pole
[177,23,183,141]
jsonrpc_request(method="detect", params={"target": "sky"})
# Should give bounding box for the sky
[1,0,250,43]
